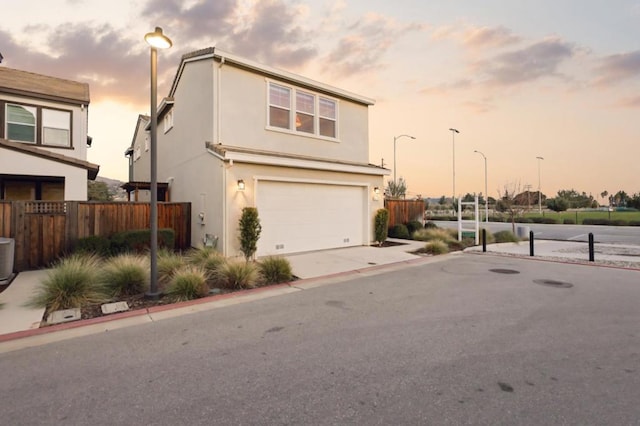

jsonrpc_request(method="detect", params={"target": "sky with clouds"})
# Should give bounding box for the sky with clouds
[2,0,639,202]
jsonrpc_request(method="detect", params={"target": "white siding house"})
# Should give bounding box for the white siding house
[0,67,98,200]
[129,48,388,257]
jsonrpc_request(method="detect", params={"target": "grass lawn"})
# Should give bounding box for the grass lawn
[524,210,640,224]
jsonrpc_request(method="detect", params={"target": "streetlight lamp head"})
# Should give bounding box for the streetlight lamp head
[537,156,544,160]
[145,27,172,49]
[449,128,459,133]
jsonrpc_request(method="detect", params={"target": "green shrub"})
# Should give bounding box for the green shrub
[389,224,410,239]
[420,240,449,255]
[563,218,576,224]
[216,260,259,290]
[73,235,111,256]
[611,219,628,226]
[157,249,186,288]
[541,218,558,224]
[239,207,262,261]
[413,228,455,243]
[424,221,438,229]
[165,265,209,302]
[258,256,293,285]
[28,254,107,312]
[493,230,520,243]
[374,209,389,246]
[405,220,423,234]
[629,221,640,226]
[583,218,610,225]
[100,254,149,297]
[110,228,175,254]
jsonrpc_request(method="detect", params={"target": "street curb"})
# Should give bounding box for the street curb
[0,255,441,347]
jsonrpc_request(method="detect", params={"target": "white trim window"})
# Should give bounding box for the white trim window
[6,104,37,143]
[42,109,71,146]
[144,134,149,152]
[267,82,338,139]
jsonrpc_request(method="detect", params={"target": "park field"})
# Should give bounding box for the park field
[523,210,640,225]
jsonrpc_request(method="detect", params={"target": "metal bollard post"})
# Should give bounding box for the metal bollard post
[482,229,486,252]
[588,233,594,262]
[529,230,534,256]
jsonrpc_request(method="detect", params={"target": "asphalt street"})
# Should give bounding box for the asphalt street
[1,254,640,425]
[433,220,640,245]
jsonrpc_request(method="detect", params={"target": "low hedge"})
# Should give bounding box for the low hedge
[389,224,410,239]
[110,228,176,254]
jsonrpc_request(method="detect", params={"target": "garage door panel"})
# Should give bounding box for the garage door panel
[256,181,364,256]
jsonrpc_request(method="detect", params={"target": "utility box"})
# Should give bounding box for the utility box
[0,237,15,285]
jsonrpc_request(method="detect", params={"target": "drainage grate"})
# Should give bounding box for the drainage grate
[533,279,573,289]
[489,268,520,274]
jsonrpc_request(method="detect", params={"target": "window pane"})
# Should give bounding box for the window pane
[270,106,290,129]
[269,84,290,108]
[296,91,314,114]
[41,182,65,201]
[319,98,336,119]
[296,113,314,133]
[43,127,69,146]
[8,124,36,142]
[4,181,35,200]
[7,104,36,125]
[320,118,336,138]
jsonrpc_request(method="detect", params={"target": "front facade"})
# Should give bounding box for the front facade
[131,48,387,257]
[0,67,98,200]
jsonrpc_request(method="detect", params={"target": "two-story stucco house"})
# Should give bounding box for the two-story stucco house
[130,47,388,257]
[0,67,99,201]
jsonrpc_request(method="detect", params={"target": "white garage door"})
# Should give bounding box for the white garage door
[256,181,366,256]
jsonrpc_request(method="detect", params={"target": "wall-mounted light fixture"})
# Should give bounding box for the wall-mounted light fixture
[237,179,245,191]
[374,187,380,194]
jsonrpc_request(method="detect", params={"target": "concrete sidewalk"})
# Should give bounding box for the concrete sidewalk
[0,270,48,335]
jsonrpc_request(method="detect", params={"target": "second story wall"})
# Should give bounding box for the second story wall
[216,60,371,164]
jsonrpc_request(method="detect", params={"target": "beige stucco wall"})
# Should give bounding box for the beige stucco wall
[222,161,385,257]
[216,62,370,164]
[0,149,88,200]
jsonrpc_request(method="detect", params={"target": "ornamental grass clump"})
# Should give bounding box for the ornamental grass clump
[186,247,226,277]
[413,228,456,243]
[258,256,293,285]
[164,265,209,302]
[421,240,449,255]
[493,230,520,243]
[216,260,259,290]
[100,254,149,297]
[157,249,186,287]
[28,253,107,312]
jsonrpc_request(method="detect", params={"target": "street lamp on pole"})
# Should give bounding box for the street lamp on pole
[145,27,172,299]
[474,150,488,223]
[536,156,544,214]
[393,134,415,184]
[449,128,460,204]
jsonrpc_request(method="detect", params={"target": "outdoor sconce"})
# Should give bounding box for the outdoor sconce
[237,179,245,191]
[374,187,380,194]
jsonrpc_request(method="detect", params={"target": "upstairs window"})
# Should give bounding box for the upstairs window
[269,83,291,129]
[4,103,72,147]
[42,109,71,146]
[267,82,338,139]
[163,110,174,133]
[7,104,36,143]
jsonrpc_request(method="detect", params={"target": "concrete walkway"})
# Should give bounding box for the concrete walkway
[0,270,48,335]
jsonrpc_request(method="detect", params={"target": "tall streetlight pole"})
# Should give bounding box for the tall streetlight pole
[474,150,488,223]
[536,156,544,214]
[145,27,172,299]
[449,128,460,204]
[393,134,416,184]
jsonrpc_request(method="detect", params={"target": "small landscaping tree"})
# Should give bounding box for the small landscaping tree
[374,208,389,246]
[239,207,262,261]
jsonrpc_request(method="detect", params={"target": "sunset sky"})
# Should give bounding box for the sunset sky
[2,0,639,203]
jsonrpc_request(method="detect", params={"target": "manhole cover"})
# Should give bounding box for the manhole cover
[489,268,520,274]
[533,279,573,288]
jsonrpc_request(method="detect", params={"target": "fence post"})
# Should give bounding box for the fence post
[588,233,594,262]
[529,230,534,256]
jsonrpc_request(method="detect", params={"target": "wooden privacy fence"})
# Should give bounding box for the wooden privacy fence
[384,199,425,227]
[0,201,191,272]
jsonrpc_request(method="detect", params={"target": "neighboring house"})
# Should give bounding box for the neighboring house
[130,47,388,257]
[0,67,98,201]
